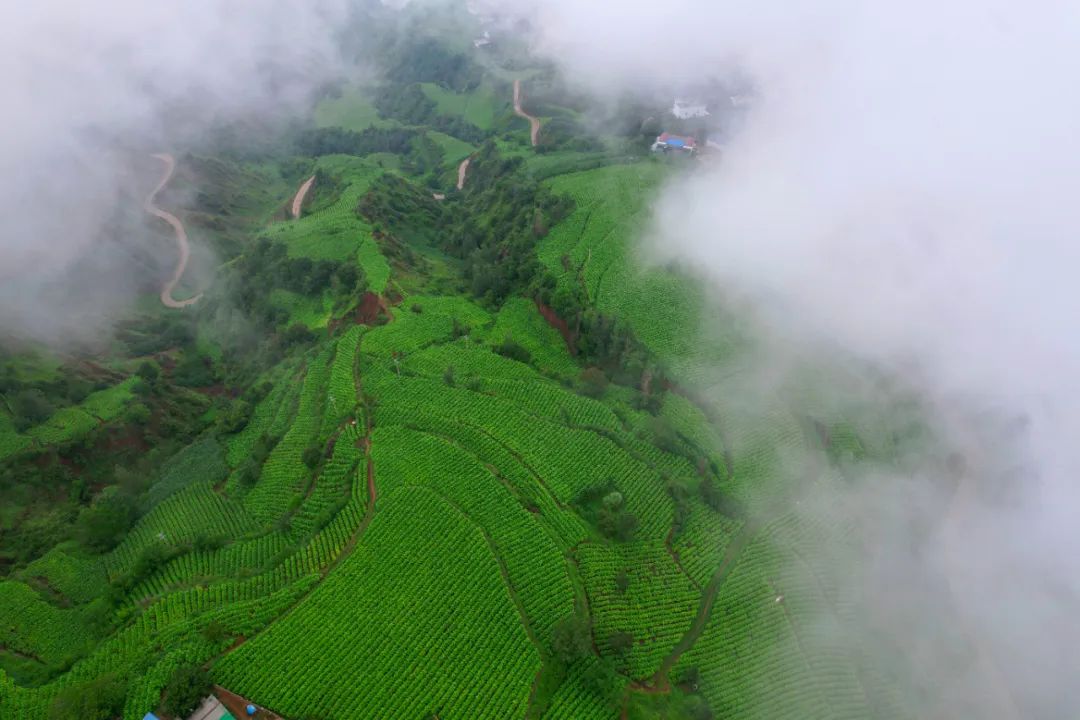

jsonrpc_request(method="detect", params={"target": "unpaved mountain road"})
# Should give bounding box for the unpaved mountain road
[457,157,471,190]
[292,175,316,219]
[145,153,202,309]
[513,79,540,147]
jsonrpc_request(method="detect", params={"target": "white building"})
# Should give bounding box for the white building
[672,99,710,120]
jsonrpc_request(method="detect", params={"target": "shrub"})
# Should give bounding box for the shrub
[494,337,531,364]
[609,631,634,657]
[48,673,125,720]
[579,367,609,398]
[551,614,592,664]
[302,446,322,470]
[162,663,212,718]
[78,489,138,552]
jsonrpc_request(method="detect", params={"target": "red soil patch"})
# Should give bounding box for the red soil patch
[354,292,382,325]
[534,299,578,355]
[214,685,282,720]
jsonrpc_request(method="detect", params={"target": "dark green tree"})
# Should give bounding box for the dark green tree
[78,490,137,552]
[48,673,125,720]
[551,614,592,664]
[162,663,212,718]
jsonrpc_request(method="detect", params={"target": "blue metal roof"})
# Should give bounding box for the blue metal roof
[143,714,161,720]
[666,138,686,148]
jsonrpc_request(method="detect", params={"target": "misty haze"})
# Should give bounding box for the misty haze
[0,1,1075,719]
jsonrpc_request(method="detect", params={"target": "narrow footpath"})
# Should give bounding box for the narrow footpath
[144,153,202,309]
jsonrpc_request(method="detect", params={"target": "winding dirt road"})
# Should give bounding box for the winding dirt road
[457,157,471,190]
[292,175,315,219]
[145,154,202,309]
[513,79,541,147]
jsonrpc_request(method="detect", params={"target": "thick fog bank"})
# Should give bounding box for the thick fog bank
[481,0,1080,715]
[0,1,352,345]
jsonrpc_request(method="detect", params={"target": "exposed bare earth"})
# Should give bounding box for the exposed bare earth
[513,79,541,147]
[457,157,471,190]
[292,175,316,219]
[144,153,202,309]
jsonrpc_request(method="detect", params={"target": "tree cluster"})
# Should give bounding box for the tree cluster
[374,83,491,144]
[385,40,482,92]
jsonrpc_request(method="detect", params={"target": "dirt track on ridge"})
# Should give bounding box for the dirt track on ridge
[513,79,541,147]
[144,153,202,309]
[292,175,316,218]
[457,157,471,190]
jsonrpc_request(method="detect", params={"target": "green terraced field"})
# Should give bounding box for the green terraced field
[315,85,397,132]
[215,487,539,719]
[486,297,578,377]
[541,164,742,385]
[430,130,476,164]
[421,82,501,129]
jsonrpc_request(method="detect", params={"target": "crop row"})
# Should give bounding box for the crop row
[143,438,229,512]
[369,373,675,539]
[671,498,744,587]
[325,326,362,427]
[576,540,700,679]
[480,377,622,431]
[25,406,98,444]
[373,426,576,644]
[539,657,623,720]
[0,580,98,667]
[226,366,301,468]
[376,403,589,548]
[0,572,319,720]
[719,404,808,514]
[486,297,577,376]
[127,531,294,603]
[243,346,333,524]
[402,338,538,381]
[402,294,492,326]
[360,312,456,358]
[264,159,380,262]
[107,482,255,580]
[289,428,362,537]
[215,487,539,719]
[16,545,109,606]
[673,514,872,719]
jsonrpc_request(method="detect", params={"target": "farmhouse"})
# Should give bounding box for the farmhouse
[185,695,238,720]
[652,132,698,155]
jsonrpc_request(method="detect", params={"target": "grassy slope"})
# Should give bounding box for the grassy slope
[541,162,741,386]
[314,85,397,132]
[421,82,501,129]
[261,155,392,294]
